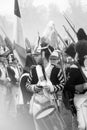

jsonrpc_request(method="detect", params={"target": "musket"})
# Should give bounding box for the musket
[63,13,77,36]
[58,50,66,82]
[55,43,67,82]
[63,25,76,43]
[54,28,67,82]
[63,13,75,28]
[37,32,40,46]
[54,28,67,48]
[33,32,40,53]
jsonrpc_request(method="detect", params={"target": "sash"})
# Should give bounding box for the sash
[29,65,54,116]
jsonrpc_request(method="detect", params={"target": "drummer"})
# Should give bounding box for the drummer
[50,49,60,67]
[24,40,66,130]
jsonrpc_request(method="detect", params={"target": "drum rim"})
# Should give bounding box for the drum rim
[35,105,56,120]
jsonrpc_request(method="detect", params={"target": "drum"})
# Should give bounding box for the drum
[35,100,56,120]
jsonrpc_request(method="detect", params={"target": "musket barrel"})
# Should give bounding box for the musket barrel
[63,14,77,35]
[54,28,67,48]
[63,25,76,43]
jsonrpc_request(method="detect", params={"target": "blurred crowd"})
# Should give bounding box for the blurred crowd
[0,21,87,130]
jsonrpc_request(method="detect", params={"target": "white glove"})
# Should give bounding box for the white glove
[83,83,87,90]
[34,84,43,93]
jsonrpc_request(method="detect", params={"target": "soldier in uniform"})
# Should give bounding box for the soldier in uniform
[21,41,66,130]
[65,40,87,130]
[6,52,23,117]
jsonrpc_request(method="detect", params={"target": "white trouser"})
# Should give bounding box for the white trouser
[74,92,87,130]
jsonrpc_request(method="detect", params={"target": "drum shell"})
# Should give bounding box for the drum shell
[29,94,55,119]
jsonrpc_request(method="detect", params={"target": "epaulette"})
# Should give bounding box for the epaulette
[30,64,37,70]
[51,63,60,69]
[70,64,78,68]
[51,63,56,67]
[20,72,29,80]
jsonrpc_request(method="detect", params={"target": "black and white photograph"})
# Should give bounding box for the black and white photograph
[0,0,87,130]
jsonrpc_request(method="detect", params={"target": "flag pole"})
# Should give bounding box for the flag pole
[0,25,7,37]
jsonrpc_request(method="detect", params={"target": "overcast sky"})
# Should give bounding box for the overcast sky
[0,0,87,44]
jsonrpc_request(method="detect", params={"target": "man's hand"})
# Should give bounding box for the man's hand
[83,83,87,90]
[75,84,84,92]
[34,85,43,93]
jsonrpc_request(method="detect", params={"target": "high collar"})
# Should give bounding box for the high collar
[45,62,51,72]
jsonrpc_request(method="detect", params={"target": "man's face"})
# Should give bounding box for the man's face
[34,53,42,64]
[51,59,58,65]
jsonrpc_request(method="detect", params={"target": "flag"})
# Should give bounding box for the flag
[13,0,26,66]
[14,42,26,66]
[0,34,6,48]
[14,0,21,17]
